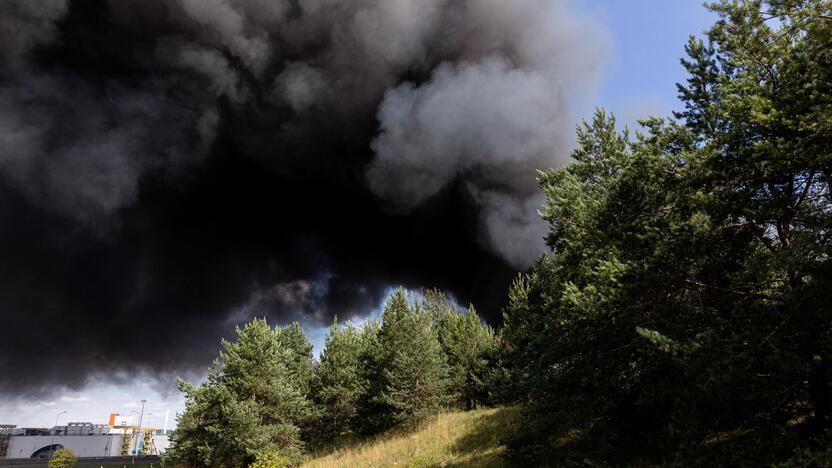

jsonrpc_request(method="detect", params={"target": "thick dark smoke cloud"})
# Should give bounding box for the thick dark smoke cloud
[0,0,607,397]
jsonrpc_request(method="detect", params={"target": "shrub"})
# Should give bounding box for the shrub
[249,449,288,468]
[48,448,77,468]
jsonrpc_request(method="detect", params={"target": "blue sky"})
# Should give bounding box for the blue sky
[1,0,721,429]
[581,0,717,129]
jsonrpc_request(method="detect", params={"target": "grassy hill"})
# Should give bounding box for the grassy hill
[302,407,520,468]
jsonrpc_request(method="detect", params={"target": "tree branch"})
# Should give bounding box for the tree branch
[684,279,778,302]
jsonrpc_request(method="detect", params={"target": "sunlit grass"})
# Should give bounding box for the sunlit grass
[302,407,520,468]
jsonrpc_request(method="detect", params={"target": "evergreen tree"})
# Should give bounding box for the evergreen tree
[679,0,832,432]
[499,1,832,462]
[371,289,449,429]
[435,302,495,409]
[275,322,315,395]
[311,319,369,443]
[354,318,386,435]
[420,288,455,326]
[165,319,313,466]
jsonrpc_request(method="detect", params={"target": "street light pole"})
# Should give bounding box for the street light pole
[48,411,67,459]
[132,400,147,463]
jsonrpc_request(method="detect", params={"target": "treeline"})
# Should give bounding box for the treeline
[165,289,496,466]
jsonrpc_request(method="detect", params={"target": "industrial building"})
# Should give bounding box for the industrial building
[0,414,169,459]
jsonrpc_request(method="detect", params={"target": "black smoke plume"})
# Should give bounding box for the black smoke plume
[0,0,607,397]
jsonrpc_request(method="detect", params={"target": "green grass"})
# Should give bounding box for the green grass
[302,407,520,468]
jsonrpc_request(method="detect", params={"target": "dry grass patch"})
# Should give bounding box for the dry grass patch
[302,407,520,468]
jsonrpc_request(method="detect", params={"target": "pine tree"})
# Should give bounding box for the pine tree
[500,2,832,463]
[311,319,369,442]
[275,322,314,395]
[166,319,314,466]
[354,319,386,435]
[420,288,454,326]
[371,289,449,429]
[428,291,494,409]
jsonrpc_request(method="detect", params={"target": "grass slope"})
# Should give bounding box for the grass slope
[302,407,520,468]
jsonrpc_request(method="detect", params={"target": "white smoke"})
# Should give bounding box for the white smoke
[366,0,608,267]
[369,58,565,206]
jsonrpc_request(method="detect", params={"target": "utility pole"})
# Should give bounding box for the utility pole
[47,411,67,459]
[132,399,147,464]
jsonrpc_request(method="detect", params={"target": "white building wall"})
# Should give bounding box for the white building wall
[5,435,123,459]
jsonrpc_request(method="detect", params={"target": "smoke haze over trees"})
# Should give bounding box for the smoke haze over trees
[0,0,608,397]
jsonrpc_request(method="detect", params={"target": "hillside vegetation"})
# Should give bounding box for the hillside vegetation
[302,408,519,468]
